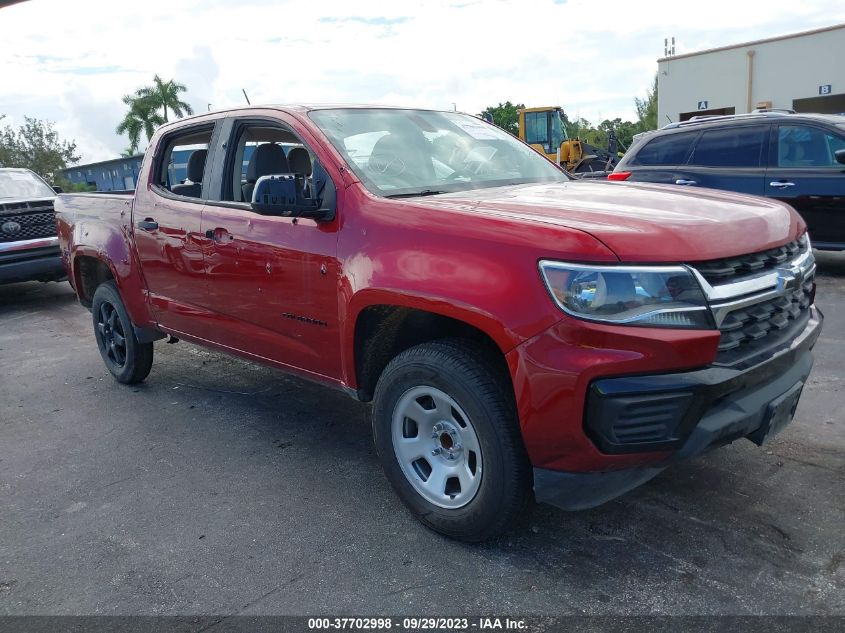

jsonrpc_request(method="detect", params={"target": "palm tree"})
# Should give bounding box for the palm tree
[116,94,164,154]
[135,75,194,123]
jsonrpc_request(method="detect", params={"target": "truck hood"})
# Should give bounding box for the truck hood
[426,181,803,262]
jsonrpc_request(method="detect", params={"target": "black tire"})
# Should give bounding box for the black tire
[372,339,533,541]
[91,281,153,384]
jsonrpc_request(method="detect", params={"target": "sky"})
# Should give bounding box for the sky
[1,0,844,164]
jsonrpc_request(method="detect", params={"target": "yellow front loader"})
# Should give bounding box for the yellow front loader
[517,106,619,174]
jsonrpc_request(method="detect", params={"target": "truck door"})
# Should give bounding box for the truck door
[766,123,845,248]
[132,123,220,336]
[198,115,343,380]
[681,124,768,195]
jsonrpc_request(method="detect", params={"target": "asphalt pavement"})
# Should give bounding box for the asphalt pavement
[1,252,843,616]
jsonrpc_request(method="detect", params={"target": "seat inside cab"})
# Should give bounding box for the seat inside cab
[230,126,316,203]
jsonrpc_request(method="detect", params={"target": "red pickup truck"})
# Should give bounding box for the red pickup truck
[55,105,822,541]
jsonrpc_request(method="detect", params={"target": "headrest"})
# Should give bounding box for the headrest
[246,143,289,183]
[186,149,207,183]
[287,147,312,176]
[369,134,406,175]
[369,133,434,179]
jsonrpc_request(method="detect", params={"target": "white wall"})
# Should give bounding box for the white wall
[658,26,845,124]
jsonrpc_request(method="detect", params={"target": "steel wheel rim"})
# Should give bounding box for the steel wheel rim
[391,385,483,509]
[96,302,127,368]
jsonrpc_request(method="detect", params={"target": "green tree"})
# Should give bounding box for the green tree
[597,118,639,151]
[479,101,524,135]
[0,114,80,181]
[116,75,193,153]
[634,73,658,132]
[54,178,95,192]
[116,94,164,154]
[135,74,194,123]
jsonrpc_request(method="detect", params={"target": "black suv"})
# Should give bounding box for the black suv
[610,111,845,250]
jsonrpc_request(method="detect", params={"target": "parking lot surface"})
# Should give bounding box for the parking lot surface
[1,253,844,616]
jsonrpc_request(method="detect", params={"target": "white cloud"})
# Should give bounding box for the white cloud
[0,0,843,162]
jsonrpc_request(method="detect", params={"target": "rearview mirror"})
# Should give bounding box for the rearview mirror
[52,185,64,194]
[836,149,845,165]
[250,160,336,221]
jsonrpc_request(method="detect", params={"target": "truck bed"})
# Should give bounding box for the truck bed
[54,191,136,293]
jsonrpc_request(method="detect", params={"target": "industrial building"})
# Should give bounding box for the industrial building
[658,23,845,124]
[62,146,266,192]
[62,154,145,191]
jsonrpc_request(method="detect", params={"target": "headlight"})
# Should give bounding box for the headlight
[539,261,714,329]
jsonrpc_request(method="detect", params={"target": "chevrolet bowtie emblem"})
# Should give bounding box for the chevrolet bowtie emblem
[775,265,802,293]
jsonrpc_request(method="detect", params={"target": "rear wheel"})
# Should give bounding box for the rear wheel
[372,339,532,541]
[91,281,153,384]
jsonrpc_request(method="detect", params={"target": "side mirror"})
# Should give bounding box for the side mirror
[52,185,64,194]
[250,160,336,221]
[836,149,845,165]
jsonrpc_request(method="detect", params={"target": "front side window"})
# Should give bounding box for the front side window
[309,108,566,197]
[777,125,845,167]
[690,126,766,167]
[222,123,315,204]
[632,132,697,166]
[0,170,55,200]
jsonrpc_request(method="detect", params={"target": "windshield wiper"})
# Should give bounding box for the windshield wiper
[385,190,448,199]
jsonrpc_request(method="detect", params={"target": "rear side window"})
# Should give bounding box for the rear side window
[631,132,696,166]
[153,126,214,199]
[690,126,766,167]
[776,125,845,167]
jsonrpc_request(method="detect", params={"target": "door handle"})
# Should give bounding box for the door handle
[205,227,233,243]
[769,181,795,189]
[136,218,158,231]
[675,179,697,186]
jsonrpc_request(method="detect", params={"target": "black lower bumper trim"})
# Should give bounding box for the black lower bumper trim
[533,465,666,511]
[534,307,823,511]
[0,248,66,284]
[584,307,823,454]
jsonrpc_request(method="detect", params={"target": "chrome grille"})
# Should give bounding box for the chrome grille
[695,239,804,284]
[0,202,57,243]
[716,278,813,358]
[689,238,816,367]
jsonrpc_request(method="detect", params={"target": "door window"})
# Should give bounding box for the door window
[776,125,845,168]
[524,111,549,149]
[153,126,214,199]
[689,126,766,167]
[222,123,316,205]
[632,132,697,166]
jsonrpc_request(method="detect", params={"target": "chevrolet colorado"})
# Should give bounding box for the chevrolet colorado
[55,105,822,541]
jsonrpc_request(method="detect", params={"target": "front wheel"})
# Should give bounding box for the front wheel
[91,281,153,384]
[372,339,533,541]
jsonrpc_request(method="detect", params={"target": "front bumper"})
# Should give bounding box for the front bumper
[533,306,822,510]
[0,237,66,284]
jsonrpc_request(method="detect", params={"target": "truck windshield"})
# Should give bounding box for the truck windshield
[0,170,55,200]
[310,108,567,197]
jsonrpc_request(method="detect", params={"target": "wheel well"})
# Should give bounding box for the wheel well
[353,305,510,401]
[75,256,114,307]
